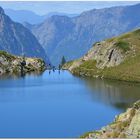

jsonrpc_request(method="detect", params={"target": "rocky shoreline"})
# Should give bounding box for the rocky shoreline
[81,100,140,138]
[62,29,140,138]
[0,51,46,76]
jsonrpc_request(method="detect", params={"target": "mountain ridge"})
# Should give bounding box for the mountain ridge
[0,7,49,63]
[27,3,140,66]
[5,9,78,24]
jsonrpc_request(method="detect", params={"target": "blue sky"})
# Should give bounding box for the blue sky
[0,1,139,15]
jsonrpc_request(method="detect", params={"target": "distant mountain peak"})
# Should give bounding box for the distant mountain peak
[0,6,4,14]
[0,6,49,64]
[28,3,140,66]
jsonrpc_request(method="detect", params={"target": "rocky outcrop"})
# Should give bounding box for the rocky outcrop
[81,100,140,138]
[63,40,127,71]
[63,29,140,82]
[82,41,125,69]
[0,51,46,75]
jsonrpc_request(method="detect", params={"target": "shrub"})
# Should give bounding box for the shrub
[115,41,130,52]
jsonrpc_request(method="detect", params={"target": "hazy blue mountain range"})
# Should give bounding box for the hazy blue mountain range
[4,9,47,24]
[5,9,78,24]
[46,12,78,18]
[26,3,140,66]
[0,7,49,63]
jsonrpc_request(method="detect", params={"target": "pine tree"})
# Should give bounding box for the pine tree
[61,56,66,66]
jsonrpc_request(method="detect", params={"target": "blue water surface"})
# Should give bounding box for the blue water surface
[0,70,140,138]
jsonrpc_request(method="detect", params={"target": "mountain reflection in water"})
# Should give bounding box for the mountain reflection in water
[82,77,140,110]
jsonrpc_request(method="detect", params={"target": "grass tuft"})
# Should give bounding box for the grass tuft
[115,41,130,52]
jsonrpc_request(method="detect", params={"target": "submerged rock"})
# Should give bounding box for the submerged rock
[81,100,140,138]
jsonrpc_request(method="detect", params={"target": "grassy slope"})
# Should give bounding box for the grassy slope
[71,29,140,82]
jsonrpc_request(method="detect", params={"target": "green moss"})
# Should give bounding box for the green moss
[132,29,140,35]
[0,50,15,60]
[115,41,130,52]
[0,50,9,55]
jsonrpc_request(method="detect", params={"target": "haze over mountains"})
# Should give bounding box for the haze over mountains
[0,7,49,63]
[23,3,140,66]
[5,9,78,24]
[5,9,47,24]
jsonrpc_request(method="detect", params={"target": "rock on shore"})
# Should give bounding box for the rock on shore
[0,51,46,75]
[81,100,140,138]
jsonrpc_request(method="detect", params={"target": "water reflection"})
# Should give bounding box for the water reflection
[0,70,140,138]
[0,71,44,80]
[82,77,140,110]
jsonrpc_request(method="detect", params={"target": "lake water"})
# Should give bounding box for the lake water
[0,70,140,138]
